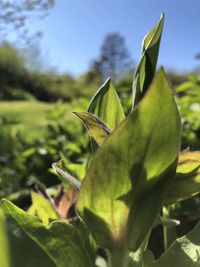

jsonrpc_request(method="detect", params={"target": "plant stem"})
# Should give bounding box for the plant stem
[108,246,129,267]
[162,206,177,251]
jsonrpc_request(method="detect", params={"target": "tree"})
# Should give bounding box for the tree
[91,32,133,81]
[0,42,27,99]
[0,0,55,45]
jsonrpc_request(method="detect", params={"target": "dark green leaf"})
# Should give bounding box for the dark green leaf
[2,199,93,267]
[6,216,56,267]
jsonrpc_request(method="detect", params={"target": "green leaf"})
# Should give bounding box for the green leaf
[31,192,60,226]
[6,216,56,267]
[88,78,125,130]
[157,216,180,228]
[176,81,196,93]
[127,250,154,267]
[77,68,181,254]
[2,199,93,267]
[73,112,111,145]
[0,208,10,267]
[52,161,81,190]
[132,13,164,107]
[87,78,125,154]
[153,219,200,266]
[165,151,200,204]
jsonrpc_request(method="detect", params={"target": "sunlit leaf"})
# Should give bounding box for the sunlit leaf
[87,78,125,154]
[127,250,154,267]
[52,161,81,190]
[176,81,196,93]
[88,78,125,130]
[132,13,164,107]
[73,112,111,145]
[77,68,181,255]
[0,209,10,267]
[157,216,180,228]
[152,219,200,266]
[165,151,200,204]
[31,192,60,226]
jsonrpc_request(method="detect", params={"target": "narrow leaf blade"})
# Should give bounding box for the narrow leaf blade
[73,112,111,145]
[132,13,164,107]
[88,78,125,129]
[52,162,81,190]
[0,209,10,267]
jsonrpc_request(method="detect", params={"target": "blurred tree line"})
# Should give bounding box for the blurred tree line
[0,1,187,103]
[0,31,133,102]
[0,39,187,102]
[0,43,103,101]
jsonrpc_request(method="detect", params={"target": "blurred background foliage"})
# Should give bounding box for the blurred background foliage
[0,35,198,198]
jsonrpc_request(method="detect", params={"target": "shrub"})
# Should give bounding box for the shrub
[176,74,200,150]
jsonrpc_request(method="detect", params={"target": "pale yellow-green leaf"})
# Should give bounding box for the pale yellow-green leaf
[165,151,200,204]
[73,112,111,145]
[0,209,10,267]
[31,192,60,226]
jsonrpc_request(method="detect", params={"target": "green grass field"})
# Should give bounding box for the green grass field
[0,99,88,139]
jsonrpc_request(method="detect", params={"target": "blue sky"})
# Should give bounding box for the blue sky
[30,0,200,75]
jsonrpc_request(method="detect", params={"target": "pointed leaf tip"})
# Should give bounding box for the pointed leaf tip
[77,65,181,252]
[132,14,164,107]
[73,112,111,145]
